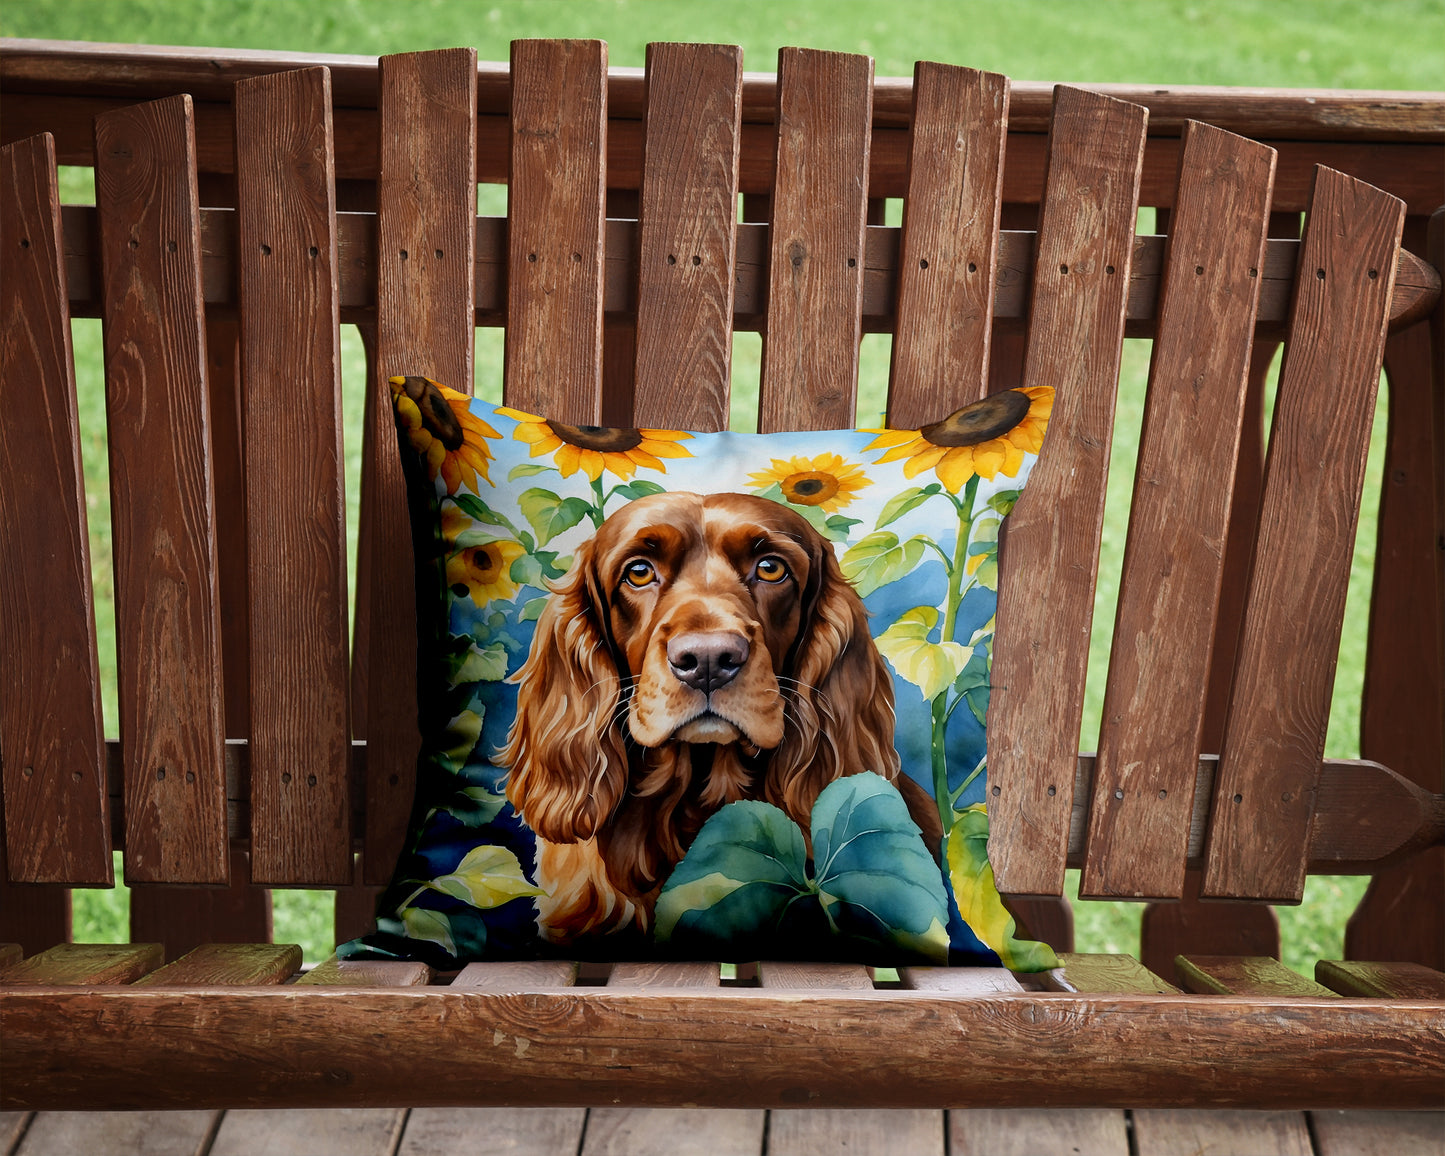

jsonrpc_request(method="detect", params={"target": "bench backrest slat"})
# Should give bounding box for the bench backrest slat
[758,48,874,434]
[505,39,607,423]
[0,132,111,885]
[233,67,352,885]
[888,63,1008,426]
[1081,122,1277,901]
[1204,166,1406,904]
[987,86,1149,897]
[359,47,479,885]
[631,42,742,433]
[93,94,229,884]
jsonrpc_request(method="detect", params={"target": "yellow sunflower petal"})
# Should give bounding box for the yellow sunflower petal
[527,432,563,457]
[553,443,583,478]
[637,428,692,442]
[934,448,978,493]
[901,443,950,477]
[635,438,692,459]
[586,449,625,480]
[623,449,665,473]
[863,429,922,453]
[970,441,1009,481]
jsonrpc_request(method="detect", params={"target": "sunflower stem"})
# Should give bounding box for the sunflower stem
[930,473,980,832]
[589,476,607,526]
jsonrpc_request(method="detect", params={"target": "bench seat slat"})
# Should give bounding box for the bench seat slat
[756,962,872,990]
[233,67,353,886]
[128,846,272,961]
[131,942,301,986]
[0,133,111,886]
[1044,952,1181,994]
[1083,122,1276,901]
[987,87,1148,897]
[94,95,230,886]
[0,942,163,985]
[1204,167,1407,903]
[1316,960,1445,999]
[1176,955,1337,997]
[298,954,432,987]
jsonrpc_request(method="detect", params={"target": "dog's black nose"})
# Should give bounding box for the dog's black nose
[667,631,749,694]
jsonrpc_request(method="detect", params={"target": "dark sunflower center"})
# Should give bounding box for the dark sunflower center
[550,421,643,452]
[782,472,840,506]
[921,390,1031,447]
[401,375,466,451]
[470,545,503,581]
[791,478,824,496]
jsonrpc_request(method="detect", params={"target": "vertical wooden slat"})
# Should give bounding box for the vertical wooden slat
[986,88,1148,897]
[1204,167,1405,903]
[93,95,228,885]
[1081,123,1275,900]
[631,42,743,433]
[888,63,1009,426]
[505,39,607,423]
[0,872,70,957]
[0,132,111,885]
[233,67,352,885]
[758,48,873,434]
[360,48,478,886]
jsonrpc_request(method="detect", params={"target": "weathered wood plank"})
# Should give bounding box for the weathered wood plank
[1316,960,1445,999]
[6,989,1441,1111]
[94,94,229,886]
[583,1108,764,1156]
[128,847,272,962]
[757,962,873,990]
[1132,1110,1313,1156]
[1176,955,1337,997]
[608,962,720,988]
[987,87,1148,897]
[298,954,432,987]
[769,1109,943,1156]
[209,1109,404,1156]
[900,967,1024,993]
[1310,1110,1445,1156]
[1084,122,1275,900]
[631,42,742,432]
[758,48,873,433]
[889,63,1009,426]
[233,67,352,886]
[0,942,162,985]
[1204,167,1406,902]
[0,132,110,885]
[132,942,300,987]
[400,1108,588,1156]
[1139,869,1280,985]
[505,38,607,422]
[0,945,21,967]
[950,1109,1128,1156]
[1046,953,1181,994]
[451,961,580,988]
[15,1110,219,1156]
[361,48,478,887]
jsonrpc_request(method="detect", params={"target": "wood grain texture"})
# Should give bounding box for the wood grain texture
[1310,1110,1445,1156]
[758,48,873,434]
[1316,960,1445,999]
[631,43,742,432]
[505,39,607,422]
[1132,1110,1313,1156]
[0,874,69,957]
[889,63,1009,426]
[1048,953,1181,994]
[0,132,110,885]
[1176,955,1336,997]
[609,962,720,988]
[233,67,352,886]
[757,962,872,990]
[14,1110,219,1156]
[1348,851,1445,971]
[986,87,1148,897]
[0,945,20,967]
[209,1109,405,1156]
[768,1110,943,1156]
[128,847,272,962]
[361,49,478,886]
[951,1109,1128,1156]
[93,95,228,885]
[1139,870,1279,981]
[583,1109,764,1156]
[3,988,1443,1110]
[131,942,300,986]
[452,961,579,988]
[1083,123,1275,900]
[400,1108,587,1156]
[298,955,432,987]
[1204,167,1406,902]
[0,942,162,985]
[900,967,1024,993]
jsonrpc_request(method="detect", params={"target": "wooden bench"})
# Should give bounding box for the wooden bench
[1,38,1442,1117]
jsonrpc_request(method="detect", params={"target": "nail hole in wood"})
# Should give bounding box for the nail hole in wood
[1315,268,1325,280]
[308,774,318,786]
[1059,263,1069,274]
[572,252,582,262]
[847,257,857,268]
[282,772,292,784]
[967,261,977,273]
[1368,268,1379,279]
[668,254,677,265]
[919,258,929,269]
[1233,792,1243,803]
[308,246,319,258]
[435,249,444,260]
[156,768,166,781]
[167,240,177,253]
[1113,788,1124,800]
[991,785,1001,796]
[186,771,195,783]
[1158,789,1167,799]
[19,238,30,249]
[128,239,139,250]
[260,244,271,256]
[71,771,82,782]
[528,253,537,262]
[22,766,33,778]
[400,249,409,260]
[692,255,701,266]
[1249,268,1258,277]
[1105,264,1115,275]
[1046,785,1056,797]
[1194,265,1204,275]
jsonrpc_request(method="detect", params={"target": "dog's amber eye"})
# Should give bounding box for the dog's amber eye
[623,559,657,588]
[755,556,789,583]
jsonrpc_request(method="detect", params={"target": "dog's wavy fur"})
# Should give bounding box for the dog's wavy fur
[499,491,939,943]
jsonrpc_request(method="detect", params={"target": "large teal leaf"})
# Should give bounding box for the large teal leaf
[811,773,950,963]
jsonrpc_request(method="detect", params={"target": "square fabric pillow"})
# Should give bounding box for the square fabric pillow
[342,375,1058,972]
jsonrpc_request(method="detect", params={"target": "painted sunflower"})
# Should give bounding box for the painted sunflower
[864,386,1054,491]
[747,452,872,513]
[389,375,501,494]
[447,538,526,604]
[496,407,692,481]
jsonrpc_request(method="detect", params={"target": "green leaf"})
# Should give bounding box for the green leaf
[399,906,457,956]
[654,800,811,951]
[426,844,543,910]
[874,485,938,530]
[840,531,927,597]
[825,514,863,536]
[450,643,509,686]
[518,487,592,546]
[453,493,512,530]
[874,607,972,700]
[752,482,851,542]
[946,805,1059,972]
[438,709,484,771]
[447,785,506,829]
[508,462,557,481]
[519,596,550,622]
[972,556,998,591]
[810,773,950,964]
[987,489,1021,516]
[611,478,666,501]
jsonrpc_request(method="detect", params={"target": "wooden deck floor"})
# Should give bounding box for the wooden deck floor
[2,1108,1441,1155]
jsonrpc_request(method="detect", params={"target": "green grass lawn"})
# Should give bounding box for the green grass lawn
[20,0,1435,969]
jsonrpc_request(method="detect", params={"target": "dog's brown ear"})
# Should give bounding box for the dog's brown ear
[499,537,630,843]
[766,535,902,829]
